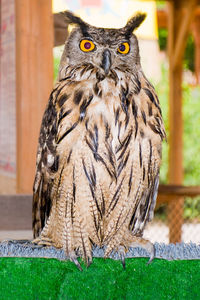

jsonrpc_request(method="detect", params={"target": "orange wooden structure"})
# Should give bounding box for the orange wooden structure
[15,0,54,193]
[157,5,200,84]
[0,0,200,243]
[165,0,198,242]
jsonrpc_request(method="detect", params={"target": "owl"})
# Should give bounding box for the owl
[32,11,166,270]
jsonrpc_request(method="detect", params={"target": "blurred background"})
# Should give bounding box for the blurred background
[0,0,200,245]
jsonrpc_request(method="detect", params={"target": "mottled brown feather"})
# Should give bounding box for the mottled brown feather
[32,12,165,265]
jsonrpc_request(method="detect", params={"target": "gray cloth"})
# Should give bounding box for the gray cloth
[0,240,200,260]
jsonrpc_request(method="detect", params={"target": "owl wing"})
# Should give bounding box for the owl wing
[32,87,59,238]
[129,77,166,235]
[128,152,160,236]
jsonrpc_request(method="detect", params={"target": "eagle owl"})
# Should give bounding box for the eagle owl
[32,11,166,269]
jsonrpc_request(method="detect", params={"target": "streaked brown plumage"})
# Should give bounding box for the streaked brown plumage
[32,11,166,268]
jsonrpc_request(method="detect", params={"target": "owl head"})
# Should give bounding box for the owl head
[59,11,146,79]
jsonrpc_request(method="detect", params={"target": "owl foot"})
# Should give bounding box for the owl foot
[146,244,155,265]
[86,256,93,268]
[68,252,83,271]
[118,245,126,269]
[68,251,92,270]
[32,237,53,247]
[128,236,155,264]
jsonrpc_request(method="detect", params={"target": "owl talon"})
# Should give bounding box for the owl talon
[69,253,83,271]
[121,254,126,269]
[32,237,53,247]
[86,257,93,268]
[38,241,53,246]
[146,244,155,265]
[32,238,41,244]
[118,246,126,269]
[72,258,83,271]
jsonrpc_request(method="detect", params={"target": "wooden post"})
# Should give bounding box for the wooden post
[167,0,197,243]
[15,0,53,193]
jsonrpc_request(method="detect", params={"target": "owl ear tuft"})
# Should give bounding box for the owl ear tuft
[62,11,89,36]
[124,12,146,38]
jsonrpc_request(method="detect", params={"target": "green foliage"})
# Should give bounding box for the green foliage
[184,35,195,72]
[154,64,169,185]
[182,84,200,221]
[158,28,168,51]
[0,257,200,299]
[154,64,200,221]
[154,204,167,222]
[184,197,200,220]
[182,84,200,185]
[54,56,60,82]
[158,29,195,72]
[156,1,167,9]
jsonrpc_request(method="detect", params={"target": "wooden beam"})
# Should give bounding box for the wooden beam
[157,184,200,205]
[173,1,197,70]
[159,184,200,197]
[157,6,200,29]
[15,0,53,193]
[157,9,168,28]
[158,186,200,208]
[168,0,184,184]
[167,0,184,243]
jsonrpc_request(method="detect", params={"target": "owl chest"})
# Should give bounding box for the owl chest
[85,92,128,149]
[83,105,142,185]
[57,77,160,166]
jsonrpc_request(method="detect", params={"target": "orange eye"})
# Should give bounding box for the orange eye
[80,39,95,52]
[117,42,130,54]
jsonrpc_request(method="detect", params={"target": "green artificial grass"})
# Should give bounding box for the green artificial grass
[0,257,199,300]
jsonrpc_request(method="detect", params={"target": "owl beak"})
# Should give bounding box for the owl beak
[101,49,111,75]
